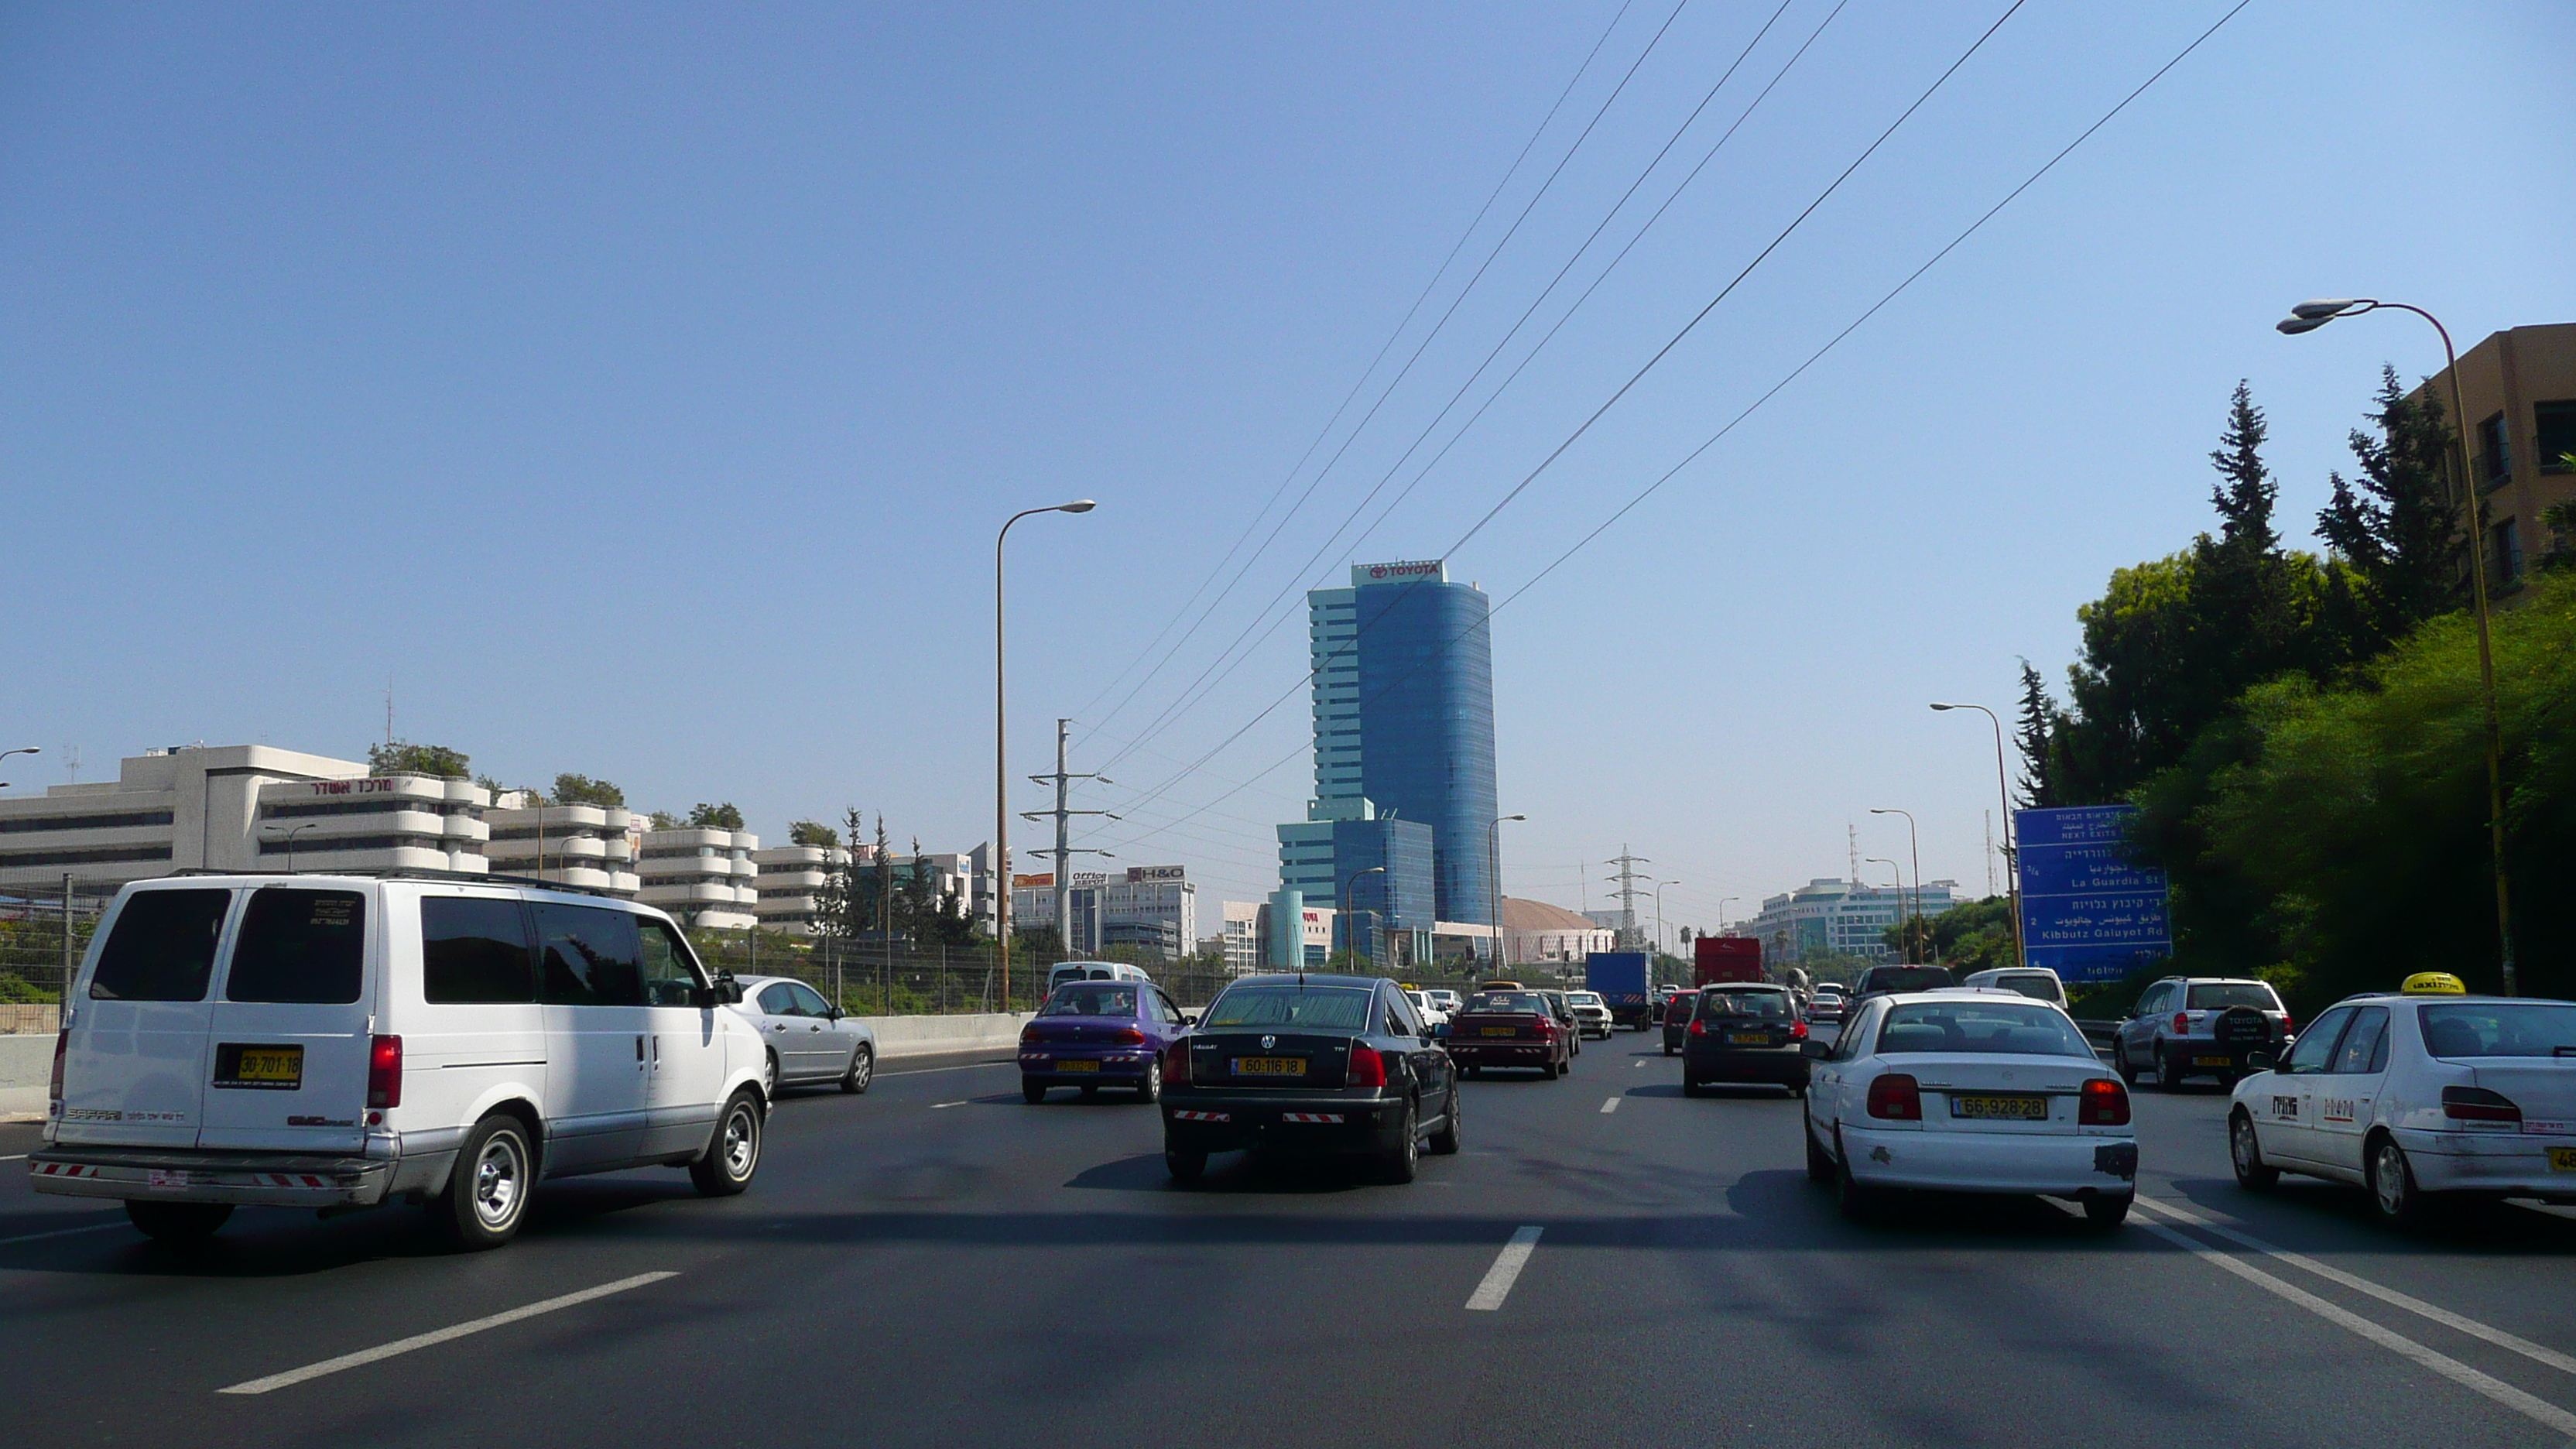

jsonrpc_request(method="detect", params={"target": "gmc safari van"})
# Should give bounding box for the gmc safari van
[32,873,769,1249]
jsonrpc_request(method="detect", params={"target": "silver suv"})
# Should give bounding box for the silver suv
[2113,976,2291,1089]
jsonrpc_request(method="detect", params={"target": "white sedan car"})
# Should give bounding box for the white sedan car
[1405,989,1451,1030]
[2228,992,2576,1225]
[1803,990,2138,1228]
[1566,991,1615,1040]
[731,975,877,1094]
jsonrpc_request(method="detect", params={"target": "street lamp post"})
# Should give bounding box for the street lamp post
[995,500,1097,1014]
[1718,897,1742,934]
[1869,807,1924,963]
[1931,702,2025,969]
[1653,879,1680,964]
[264,823,318,873]
[1864,858,1903,961]
[2279,298,2515,995]
[1343,865,1387,968]
[1488,814,1525,971]
[0,745,39,790]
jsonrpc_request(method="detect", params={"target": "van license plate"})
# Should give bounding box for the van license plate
[1951,1094,2048,1121]
[214,1043,304,1091]
[2548,1148,2576,1173]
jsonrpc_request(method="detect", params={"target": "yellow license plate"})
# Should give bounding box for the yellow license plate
[1232,1057,1306,1077]
[1728,1033,1769,1045]
[1951,1094,2049,1121]
[1057,1060,1098,1072]
[218,1043,304,1089]
[2548,1148,2576,1173]
[1480,1026,1516,1036]
[2194,1056,2232,1067]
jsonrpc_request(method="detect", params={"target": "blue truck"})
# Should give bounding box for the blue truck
[1586,951,1654,1031]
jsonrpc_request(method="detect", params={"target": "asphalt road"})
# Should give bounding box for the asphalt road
[8,1036,2576,1447]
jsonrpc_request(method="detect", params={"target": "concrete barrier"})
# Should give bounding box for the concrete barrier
[854,1012,1033,1061]
[0,1033,53,1096]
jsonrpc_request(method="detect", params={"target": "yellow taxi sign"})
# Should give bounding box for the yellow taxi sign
[2401,971,2468,996]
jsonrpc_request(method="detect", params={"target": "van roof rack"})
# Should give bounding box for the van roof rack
[169,866,622,899]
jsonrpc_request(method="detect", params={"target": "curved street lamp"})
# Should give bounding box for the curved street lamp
[1869,807,1924,963]
[2278,297,2513,995]
[1488,814,1525,970]
[1343,864,1387,968]
[995,500,1097,1012]
[1930,702,2025,968]
[264,822,319,873]
[1653,879,1680,964]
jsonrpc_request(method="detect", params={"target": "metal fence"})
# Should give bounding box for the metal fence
[0,880,112,1030]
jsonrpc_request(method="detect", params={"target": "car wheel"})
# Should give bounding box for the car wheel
[434,1114,535,1249]
[2115,1040,2138,1088]
[840,1044,874,1095]
[125,1201,232,1245]
[2084,1194,2132,1231]
[1379,1100,1420,1184]
[1663,1043,1676,1057]
[1136,1057,1162,1104]
[1683,1079,1706,1098]
[1805,1122,1834,1184]
[689,1090,763,1197]
[1786,1080,1807,1100]
[2156,1046,2186,1092]
[1022,1078,1046,1104]
[1078,1084,1099,1101]
[1165,1147,1207,1183]
[1429,1088,1463,1155]
[1464,1064,1482,1080]
[1834,1131,1882,1222]
[2230,1110,2279,1191]
[762,1050,780,1098]
[2369,1135,2432,1228]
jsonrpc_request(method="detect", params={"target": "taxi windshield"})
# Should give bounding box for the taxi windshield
[1877,1002,2091,1057]
[1201,985,1372,1031]
[2420,1003,2576,1059]
[1039,984,1137,1017]
[1465,992,1550,1015]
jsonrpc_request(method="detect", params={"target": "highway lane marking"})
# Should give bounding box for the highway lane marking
[931,1101,970,1109]
[883,1059,1015,1077]
[0,1220,124,1248]
[216,1271,680,1396]
[2132,1218,2576,1436]
[0,1153,26,1161]
[1634,1060,1646,1069]
[1464,1226,1544,1312]
[2133,1197,2576,1377]
[1599,1098,1621,1114]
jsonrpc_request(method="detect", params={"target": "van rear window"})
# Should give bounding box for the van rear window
[423,896,536,1003]
[89,889,231,1002]
[227,889,367,1003]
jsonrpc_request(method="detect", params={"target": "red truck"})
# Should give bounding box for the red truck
[1694,935,1765,986]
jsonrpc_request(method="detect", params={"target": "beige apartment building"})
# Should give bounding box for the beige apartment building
[2410,322,2576,592]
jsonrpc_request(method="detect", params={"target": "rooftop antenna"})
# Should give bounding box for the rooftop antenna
[1984,810,1998,897]
[63,745,80,784]
[385,677,396,747]
[1848,822,1859,888]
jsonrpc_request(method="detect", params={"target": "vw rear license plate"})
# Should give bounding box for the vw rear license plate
[2194,1055,2232,1067]
[1232,1057,1305,1077]
[1057,1060,1098,1072]
[1951,1094,2048,1121]
[2548,1148,2576,1173]
[1479,1026,1516,1036]
[214,1043,303,1091]
[1727,1033,1768,1045]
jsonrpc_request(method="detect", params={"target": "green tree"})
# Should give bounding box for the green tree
[2315,365,2465,661]
[788,819,840,848]
[687,802,745,830]
[368,741,470,779]
[1880,896,2016,975]
[551,773,625,808]
[647,810,681,831]
[2015,659,2062,809]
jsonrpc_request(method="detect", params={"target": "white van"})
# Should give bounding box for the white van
[1960,965,2069,1006]
[32,873,769,1249]
[1046,961,1152,992]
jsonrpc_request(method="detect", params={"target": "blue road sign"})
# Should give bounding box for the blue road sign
[2015,805,2171,983]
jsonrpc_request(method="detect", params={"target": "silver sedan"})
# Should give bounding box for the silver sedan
[730,974,877,1094]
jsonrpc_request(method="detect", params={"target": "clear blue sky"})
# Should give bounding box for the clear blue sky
[5,2,2571,928]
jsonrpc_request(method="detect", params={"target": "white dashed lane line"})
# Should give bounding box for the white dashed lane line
[930,1101,970,1109]
[0,1219,123,1249]
[218,1272,680,1396]
[1464,1226,1544,1312]
[1599,1098,1620,1114]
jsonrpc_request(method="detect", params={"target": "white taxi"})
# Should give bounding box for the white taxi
[2228,989,2576,1225]
[1801,989,2137,1228]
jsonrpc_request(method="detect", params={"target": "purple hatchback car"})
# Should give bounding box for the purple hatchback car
[1019,980,1193,1103]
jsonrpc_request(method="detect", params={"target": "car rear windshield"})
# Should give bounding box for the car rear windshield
[1201,985,1372,1031]
[1465,992,1550,1015]
[1568,993,1602,1006]
[1989,974,2064,1002]
[1876,1002,2091,1057]
[89,889,231,1002]
[2187,983,2280,1010]
[1697,990,1790,1019]
[1863,968,1954,993]
[224,889,366,1004]
[1040,984,1138,1017]
[2420,1003,2576,1059]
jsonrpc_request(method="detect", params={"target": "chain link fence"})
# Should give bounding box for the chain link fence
[0,879,114,1033]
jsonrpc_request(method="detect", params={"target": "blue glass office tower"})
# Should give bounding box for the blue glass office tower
[1276,559,1499,957]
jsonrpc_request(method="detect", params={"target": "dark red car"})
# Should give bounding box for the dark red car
[1441,989,1571,1079]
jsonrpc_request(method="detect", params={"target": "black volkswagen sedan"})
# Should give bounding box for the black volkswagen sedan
[1160,974,1460,1184]
[1680,984,1810,1096]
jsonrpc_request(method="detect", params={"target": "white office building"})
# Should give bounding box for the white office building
[1218,900,1262,975]
[1735,877,1963,964]
[0,746,488,893]
[750,844,852,934]
[638,827,760,929]
[1010,865,1198,962]
[484,799,639,895]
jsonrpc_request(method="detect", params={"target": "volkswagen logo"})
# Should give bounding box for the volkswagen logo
[1261,1035,1276,1050]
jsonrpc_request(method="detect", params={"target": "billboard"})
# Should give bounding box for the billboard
[2014,805,2171,984]
[1125,865,1185,883]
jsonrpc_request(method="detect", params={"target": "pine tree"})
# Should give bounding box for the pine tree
[2208,381,2280,555]
[2316,365,2465,659]
[2014,660,2060,809]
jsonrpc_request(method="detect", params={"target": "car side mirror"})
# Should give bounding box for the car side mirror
[1799,1041,1830,1060]
[1432,1021,1452,1040]
[1181,1014,1198,1027]
[2247,1050,2274,1073]
[715,973,745,1005]
[689,983,721,1008]
[825,1007,844,1021]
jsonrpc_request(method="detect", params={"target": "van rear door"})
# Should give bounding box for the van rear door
[197,885,375,1153]
[60,886,235,1149]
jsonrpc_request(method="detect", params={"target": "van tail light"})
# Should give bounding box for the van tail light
[2173,1012,2191,1035]
[1163,1038,1190,1087]
[367,1034,403,1110]
[50,1029,67,1101]
[1112,1025,1147,1046]
[2080,1077,2130,1126]
[1689,1019,1707,1036]
[1866,1072,1921,1121]
[1348,1043,1386,1089]
[1790,1019,1810,1040]
[2442,1085,2521,1125]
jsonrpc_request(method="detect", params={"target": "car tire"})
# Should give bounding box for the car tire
[2084,1194,2132,1231]
[1805,1122,1834,1184]
[840,1044,874,1095]
[2115,1040,2138,1088]
[1165,1147,1207,1183]
[433,1113,536,1249]
[1682,1079,1705,1098]
[1136,1057,1162,1104]
[1022,1078,1046,1104]
[1429,1089,1463,1155]
[125,1200,232,1245]
[1379,1100,1420,1184]
[1834,1131,1882,1222]
[2156,1046,2186,1092]
[1464,1065,1482,1080]
[1078,1083,1098,1101]
[688,1090,763,1197]
[2230,1109,2280,1191]
[1663,1043,1677,1057]
[762,1050,781,1098]
[2369,1134,2432,1229]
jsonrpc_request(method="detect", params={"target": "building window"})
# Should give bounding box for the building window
[2490,519,2523,585]
[2537,400,2576,473]
[2476,411,2512,487]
